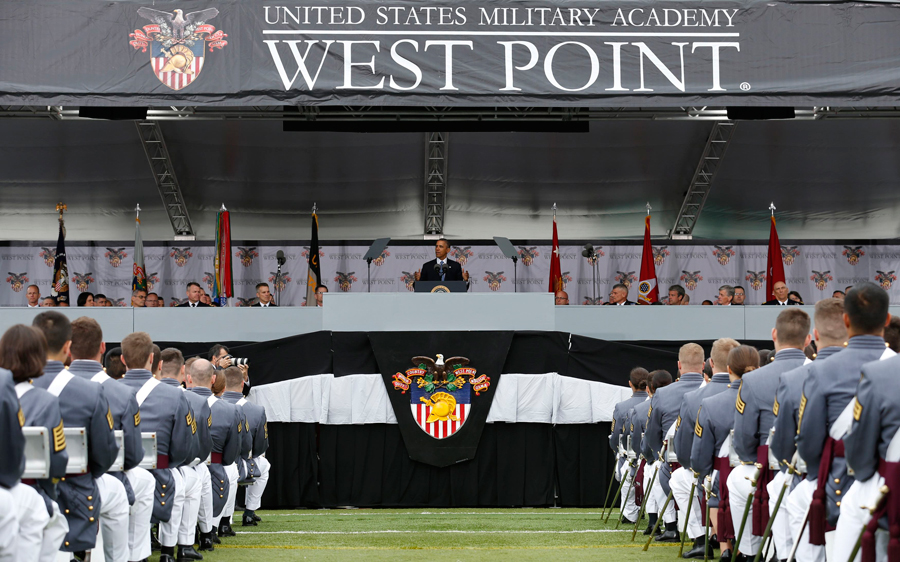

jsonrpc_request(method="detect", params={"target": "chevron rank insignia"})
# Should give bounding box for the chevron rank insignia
[53,420,66,452]
[853,398,863,421]
[694,417,703,438]
[106,407,114,430]
[736,382,746,415]
[134,411,141,426]
[773,396,780,417]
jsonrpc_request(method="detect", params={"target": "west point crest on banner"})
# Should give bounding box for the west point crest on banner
[392,354,491,440]
[129,7,229,91]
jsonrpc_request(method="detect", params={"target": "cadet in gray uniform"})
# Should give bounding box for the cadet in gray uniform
[796,283,895,558]
[31,311,120,556]
[673,338,740,559]
[773,299,847,562]
[646,343,707,542]
[608,367,650,525]
[157,348,210,561]
[0,366,25,561]
[220,366,270,526]
[835,340,900,562]
[1,325,69,562]
[118,332,194,562]
[68,317,142,562]
[632,370,672,535]
[728,308,810,560]
[692,345,760,562]
[187,359,241,542]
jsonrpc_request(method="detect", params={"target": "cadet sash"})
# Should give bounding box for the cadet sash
[207,395,217,408]
[136,378,160,406]
[15,381,33,398]
[91,371,109,384]
[46,369,74,397]
[236,398,247,406]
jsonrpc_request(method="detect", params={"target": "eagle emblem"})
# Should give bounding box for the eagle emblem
[130,7,228,91]
[6,273,28,292]
[744,271,764,291]
[72,272,95,292]
[169,297,188,307]
[810,270,833,291]
[712,245,735,266]
[582,297,603,305]
[781,245,800,266]
[39,247,56,267]
[652,246,670,267]
[450,246,473,266]
[202,272,215,291]
[235,247,258,267]
[110,298,127,307]
[400,271,416,292]
[680,270,703,291]
[372,248,390,267]
[616,271,637,289]
[517,246,539,266]
[391,354,490,440]
[585,245,604,266]
[235,297,256,307]
[842,246,865,266]
[105,248,127,268]
[876,271,897,290]
[559,271,573,290]
[483,271,507,291]
[334,271,357,292]
[170,247,193,267]
[147,272,160,291]
[268,271,291,292]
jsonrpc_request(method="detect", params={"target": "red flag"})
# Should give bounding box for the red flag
[637,214,659,304]
[766,215,786,301]
[549,215,562,292]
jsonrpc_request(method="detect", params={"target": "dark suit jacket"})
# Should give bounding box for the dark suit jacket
[252,302,277,307]
[176,301,211,308]
[419,258,465,282]
[604,300,636,306]
[762,299,800,306]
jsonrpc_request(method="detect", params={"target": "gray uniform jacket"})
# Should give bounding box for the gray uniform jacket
[17,378,68,513]
[190,387,240,465]
[220,391,252,459]
[222,391,268,457]
[118,369,194,467]
[646,373,704,459]
[159,378,204,464]
[1,370,25,489]
[692,383,740,482]
[674,373,731,469]
[733,348,807,463]
[632,400,652,460]
[845,354,900,481]
[610,391,649,455]
[770,346,842,469]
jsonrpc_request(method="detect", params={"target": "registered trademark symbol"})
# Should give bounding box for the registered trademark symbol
[740,82,751,91]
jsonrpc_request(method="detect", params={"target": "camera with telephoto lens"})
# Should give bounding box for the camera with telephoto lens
[225,355,249,367]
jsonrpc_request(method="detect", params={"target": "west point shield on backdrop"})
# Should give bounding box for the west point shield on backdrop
[371,331,513,467]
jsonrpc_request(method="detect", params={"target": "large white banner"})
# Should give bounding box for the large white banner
[0,242,893,306]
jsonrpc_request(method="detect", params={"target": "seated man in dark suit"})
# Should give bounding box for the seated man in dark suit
[415,238,469,283]
[176,281,211,307]
[763,281,799,306]
[253,283,276,307]
[604,283,635,305]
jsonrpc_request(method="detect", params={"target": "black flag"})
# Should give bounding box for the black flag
[51,216,69,304]
[305,211,321,304]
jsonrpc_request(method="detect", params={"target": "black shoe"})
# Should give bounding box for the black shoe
[242,512,258,526]
[719,550,732,562]
[644,513,658,535]
[644,524,655,535]
[159,555,176,562]
[218,521,236,537]
[198,532,215,552]
[683,540,716,559]
[655,530,680,542]
[177,544,204,561]
[253,513,262,522]
[210,528,221,545]
[621,517,636,525]
[151,528,162,552]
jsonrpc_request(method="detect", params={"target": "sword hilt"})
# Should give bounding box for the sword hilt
[782,459,801,476]
[860,485,891,514]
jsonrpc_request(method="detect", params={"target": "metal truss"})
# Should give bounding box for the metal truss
[134,121,194,237]
[669,121,737,239]
[424,132,448,235]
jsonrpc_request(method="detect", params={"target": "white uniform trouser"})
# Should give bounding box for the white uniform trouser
[194,464,213,534]
[178,466,202,546]
[125,467,154,561]
[649,462,677,524]
[728,464,762,556]
[835,477,890,562]
[244,456,270,512]
[786,478,825,562]
[213,464,240,527]
[11,484,67,562]
[0,487,16,562]
[766,470,792,560]
[671,467,703,539]
[645,461,660,513]
[95,474,130,562]
[157,468,185,548]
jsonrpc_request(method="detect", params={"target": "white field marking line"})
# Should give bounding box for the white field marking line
[264,511,612,516]
[237,529,631,535]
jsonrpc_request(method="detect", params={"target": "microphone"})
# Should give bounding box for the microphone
[582,243,595,258]
[276,250,286,266]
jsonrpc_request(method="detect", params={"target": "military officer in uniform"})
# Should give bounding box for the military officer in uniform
[646,344,707,541]
[796,283,895,560]
[0,363,26,560]
[158,348,210,560]
[692,345,761,562]
[673,338,740,558]
[31,311,122,559]
[68,317,151,562]
[728,308,810,560]
[0,325,69,562]
[771,298,847,562]
[631,370,672,535]
[118,332,195,562]
[609,367,650,525]
[186,359,241,542]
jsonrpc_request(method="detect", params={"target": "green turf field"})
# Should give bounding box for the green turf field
[151,508,690,561]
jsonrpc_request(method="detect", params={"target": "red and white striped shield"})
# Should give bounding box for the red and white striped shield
[150,44,205,91]
[412,402,471,439]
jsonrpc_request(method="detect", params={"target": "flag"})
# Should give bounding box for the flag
[306,211,321,305]
[766,215,786,301]
[51,216,69,304]
[213,209,233,305]
[132,209,146,293]
[549,214,562,292]
[637,214,659,304]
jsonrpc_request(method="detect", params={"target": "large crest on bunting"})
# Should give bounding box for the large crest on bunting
[129,7,228,91]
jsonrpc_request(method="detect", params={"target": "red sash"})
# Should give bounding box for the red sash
[634,458,647,506]
[863,460,900,562]
[809,437,844,545]
[752,445,776,535]
[715,456,735,540]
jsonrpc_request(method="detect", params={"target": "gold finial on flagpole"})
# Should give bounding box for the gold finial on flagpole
[769,202,776,216]
[56,202,67,221]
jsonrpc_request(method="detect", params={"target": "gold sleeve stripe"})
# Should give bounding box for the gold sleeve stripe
[53,420,66,452]
[264,422,268,439]
[647,405,653,419]
[207,415,212,428]
[694,417,703,438]
[773,396,780,417]
[676,416,682,429]
[106,408,114,430]
[736,381,746,415]
[853,398,863,422]
[611,419,616,433]
[237,420,242,433]
[134,412,141,427]
[17,408,25,427]
[797,394,808,433]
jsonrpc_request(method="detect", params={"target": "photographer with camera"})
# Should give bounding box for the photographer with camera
[209,344,250,396]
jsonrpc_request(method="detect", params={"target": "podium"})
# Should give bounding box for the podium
[414,281,468,293]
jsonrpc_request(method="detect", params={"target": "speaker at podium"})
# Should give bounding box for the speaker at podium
[414,281,469,293]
